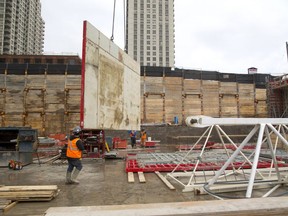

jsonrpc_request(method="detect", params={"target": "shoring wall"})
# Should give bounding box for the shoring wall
[0,64,270,136]
[141,67,270,124]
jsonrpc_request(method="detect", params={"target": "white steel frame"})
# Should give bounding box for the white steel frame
[166,116,288,198]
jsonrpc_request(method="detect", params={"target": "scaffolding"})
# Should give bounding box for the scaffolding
[267,74,288,117]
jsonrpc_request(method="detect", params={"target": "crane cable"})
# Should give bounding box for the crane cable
[110,0,127,52]
[110,0,116,41]
[110,0,127,51]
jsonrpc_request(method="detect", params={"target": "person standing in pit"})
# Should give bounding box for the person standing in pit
[140,129,147,147]
[66,126,85,184]
[130,130,137,148]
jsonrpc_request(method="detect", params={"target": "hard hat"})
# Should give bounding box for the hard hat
[72,126,81,135]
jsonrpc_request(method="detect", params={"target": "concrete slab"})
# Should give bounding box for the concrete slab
[44,196,288,216]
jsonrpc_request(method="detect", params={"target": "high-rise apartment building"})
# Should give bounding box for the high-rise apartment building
[0,0,44,55]
[126,0,175,67]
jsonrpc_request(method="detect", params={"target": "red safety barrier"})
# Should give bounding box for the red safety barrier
[125,156,288,173]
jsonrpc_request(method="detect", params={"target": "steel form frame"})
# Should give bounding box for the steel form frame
[166,116,288,198]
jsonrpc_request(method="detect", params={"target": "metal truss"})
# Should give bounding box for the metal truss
[166,116,288,199]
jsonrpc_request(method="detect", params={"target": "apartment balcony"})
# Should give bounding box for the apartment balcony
[3,33,12,39]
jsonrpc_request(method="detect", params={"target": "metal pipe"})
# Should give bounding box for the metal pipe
[246,124,265,198]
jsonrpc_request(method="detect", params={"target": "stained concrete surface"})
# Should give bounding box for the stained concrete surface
[0,146,215,216]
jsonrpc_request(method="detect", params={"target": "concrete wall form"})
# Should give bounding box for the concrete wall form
[81,21,141,131]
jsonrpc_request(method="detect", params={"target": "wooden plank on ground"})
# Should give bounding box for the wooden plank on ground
[2,201,17,213]
[138,172,146,183]
[128,172,134,183]
[155,171,175,190]
[0,185,58,192]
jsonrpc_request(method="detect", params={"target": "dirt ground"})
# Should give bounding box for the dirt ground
[0,146,216,216]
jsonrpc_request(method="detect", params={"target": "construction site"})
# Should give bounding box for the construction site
[1,19,288,216]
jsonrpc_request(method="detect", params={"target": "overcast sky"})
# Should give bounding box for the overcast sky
[41,0,288,75]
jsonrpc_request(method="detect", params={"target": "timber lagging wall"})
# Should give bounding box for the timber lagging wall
[141,67,270,124]
[0,64,271,136]
[0,64,81,136]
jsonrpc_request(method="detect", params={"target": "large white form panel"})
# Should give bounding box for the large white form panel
[81,21,140,130]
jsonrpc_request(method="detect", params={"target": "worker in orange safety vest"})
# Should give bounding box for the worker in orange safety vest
[66,126,85,184]
[140,129,147,147]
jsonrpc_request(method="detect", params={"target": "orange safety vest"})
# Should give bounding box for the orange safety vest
[141,131,147,140]
[66,138,82,159]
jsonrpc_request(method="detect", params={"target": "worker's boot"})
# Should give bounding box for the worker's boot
[71,169,80,184]
[65,171,73,184]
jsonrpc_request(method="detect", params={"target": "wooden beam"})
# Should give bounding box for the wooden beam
[155,171,175,190]
[138,172,146,183]
[128,172,134,183]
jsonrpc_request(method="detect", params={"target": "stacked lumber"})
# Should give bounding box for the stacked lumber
[0,185,59,201]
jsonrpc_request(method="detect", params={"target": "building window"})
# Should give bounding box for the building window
[46,59,53,64]
[57,59,64,64]
[24,58,30,63]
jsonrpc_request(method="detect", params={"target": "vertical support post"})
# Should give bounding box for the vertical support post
[143,67,146,123]
[246,123,265,198]
[163,68,166,123]
[181,69,185,124]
